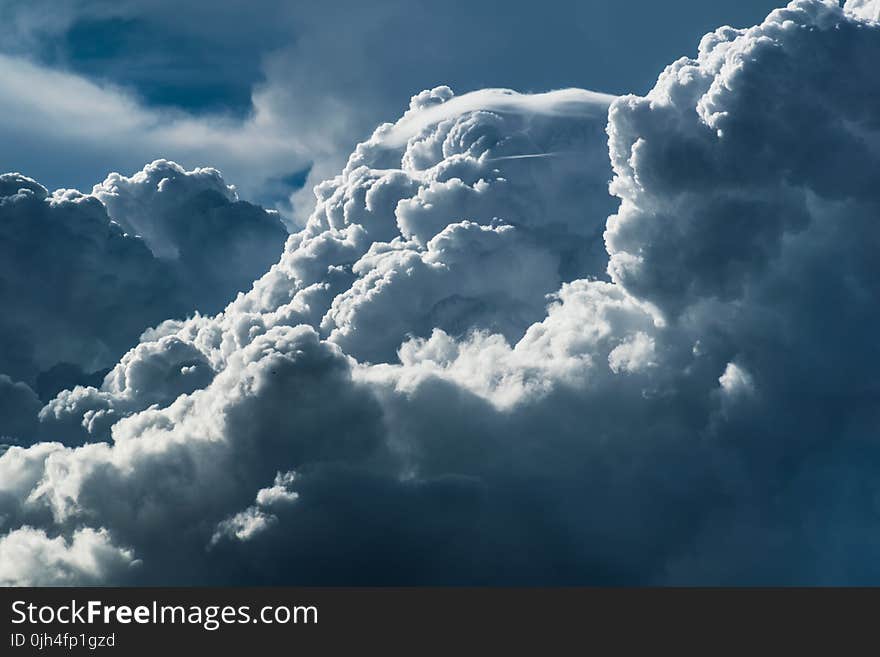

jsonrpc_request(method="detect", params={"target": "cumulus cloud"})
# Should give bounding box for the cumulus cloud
[33,86,614,446]
[93,159,288,311]
[0,526,137,586]
[4,0,880,585]
[0,163,286,443]
[0,173,184,386]
[210,471,299,546]
[846,0,880,20]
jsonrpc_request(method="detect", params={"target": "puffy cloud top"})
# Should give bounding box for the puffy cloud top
[94,160,239,259]
[846,0,880,20]
[94,160,288,311]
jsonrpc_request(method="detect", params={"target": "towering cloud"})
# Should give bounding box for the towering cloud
[37,86,615,443]
[3,0,880,585]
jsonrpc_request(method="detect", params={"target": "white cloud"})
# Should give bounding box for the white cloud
[0,526,137,586]
[381,87,616,148]
[608,332,656,374]
[5,0,880,584]
[846,0,880,20]
[211,470,299,546]
[718,362,754,397]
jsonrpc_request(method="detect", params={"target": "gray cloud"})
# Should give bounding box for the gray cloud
[0,164,286,444]
[0,174,184,386]
[0,375,41,444]
[93,159,288,311]
[4,1,880,585]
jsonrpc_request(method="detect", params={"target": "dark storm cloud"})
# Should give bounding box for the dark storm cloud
[0,174,184,386]
[0,165,286,443]
[0,375,41,442]
[4,0,880,585]
[93,160,288,312]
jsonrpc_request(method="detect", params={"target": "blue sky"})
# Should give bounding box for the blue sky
[29,1,783,108]
[0,0,782,215]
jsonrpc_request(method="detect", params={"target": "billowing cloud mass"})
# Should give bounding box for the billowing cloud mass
[93,160,288,310]
[3,0,880,585]
[0,162,286,434]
